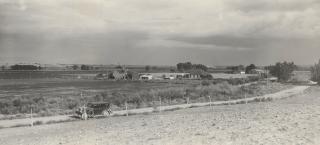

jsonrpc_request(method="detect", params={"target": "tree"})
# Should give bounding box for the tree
[115,65,122,69]
[126,71,138,80]
[72,65,79,70]
[192,64,208,71]
[177,62,208,72]
[81,65,90,70]
[227,65,245,73]
[177,62,192,72]
[10,64,39,70]
[152,66,157,70]
[145,65,151,72]
[108,71,115,79]
[245,64,256,74]
[311,59,320,84]
[268,61,296,82]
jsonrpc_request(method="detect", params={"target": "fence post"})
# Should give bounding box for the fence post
[225,91,230,106]
[208,96,213,110]
[245,92,247,104]
[125,101,128,116]
[30,107,33,127]
[159,96,162,113]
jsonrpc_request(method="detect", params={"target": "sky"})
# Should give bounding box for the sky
[0,0,319,66]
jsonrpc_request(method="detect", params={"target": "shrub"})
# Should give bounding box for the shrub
[33,120,43,126]
[11,124,29,128]
[248,76,260,82]
[201,80,211,86]
[109,92,127,107]
[268,61,296,82]
[65,97,79,110]
[127,94,143,108]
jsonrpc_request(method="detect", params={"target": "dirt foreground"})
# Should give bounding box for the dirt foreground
[0,86,319,145]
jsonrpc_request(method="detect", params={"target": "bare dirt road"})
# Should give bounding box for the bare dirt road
[0,86,319,145]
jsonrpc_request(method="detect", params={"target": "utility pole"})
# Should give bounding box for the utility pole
[125,101,128,117]
[208,96,213,110]
[245,91,247,104]
[159,96,162,113]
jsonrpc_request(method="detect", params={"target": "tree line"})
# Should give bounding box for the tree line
[10,65,42,70]
[177,62,208,72]
[5,59,320,85]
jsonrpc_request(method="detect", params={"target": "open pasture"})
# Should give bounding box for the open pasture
[0,79,199,98]
[211,73,257,79]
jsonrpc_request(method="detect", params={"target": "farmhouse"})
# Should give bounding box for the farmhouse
[184,73,201,79]
[139,73,201,80]
[138,73,192,80]
[249,69,266,74]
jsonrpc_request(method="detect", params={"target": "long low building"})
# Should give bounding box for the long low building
[138,73,201,80]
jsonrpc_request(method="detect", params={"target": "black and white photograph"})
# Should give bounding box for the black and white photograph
[0,0,319,145]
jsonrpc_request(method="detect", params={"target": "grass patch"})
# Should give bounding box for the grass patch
[0,79,292,119]
[163,107,182,112]
[33,120,43,126]
[45,119,74,125]
[11,124,29,128]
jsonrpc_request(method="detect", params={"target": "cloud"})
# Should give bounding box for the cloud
[228,0,320,12]
[0,0,319,65]
[136,37,251,52]
[0,30,150,64]
[170,35,319,50]
[1,0,319,37]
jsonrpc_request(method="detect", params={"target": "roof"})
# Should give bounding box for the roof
[87,102,110,105]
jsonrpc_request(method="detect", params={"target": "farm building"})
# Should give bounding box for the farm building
[249,69,267,75]
[138,73,200,80]
[184,73,201,79]
[111,71,127,80]
[139,74,153,80]
[266,77,278,82]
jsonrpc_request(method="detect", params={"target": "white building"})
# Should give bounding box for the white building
[138,73,191,80]
[139,74,153,80]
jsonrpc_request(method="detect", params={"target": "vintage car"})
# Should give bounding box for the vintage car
[76,102,112,119]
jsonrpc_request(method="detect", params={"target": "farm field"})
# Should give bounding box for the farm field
[0,86,319,145]
[0,85,308,128]
[0,76,293,120]
[0,79,200,117]
[211,73,257,79]
[0,70,107,79]
[0,79,196,98]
